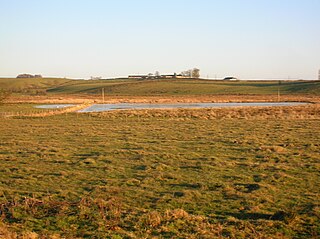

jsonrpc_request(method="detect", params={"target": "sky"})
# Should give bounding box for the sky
[0,0,320,80]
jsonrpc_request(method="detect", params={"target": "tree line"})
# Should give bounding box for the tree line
[180,68,200,78]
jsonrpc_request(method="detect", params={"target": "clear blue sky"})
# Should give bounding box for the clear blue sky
[0,0,319,79]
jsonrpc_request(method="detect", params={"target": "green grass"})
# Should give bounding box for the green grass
[1,77,320,96]
[0,78,71,94]
[0,103,55,113]
[47,79,320,95]
[0,109,319,238]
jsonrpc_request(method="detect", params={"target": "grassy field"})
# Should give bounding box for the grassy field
[0,78,71,95]
[1,77,319,237]
[39,79,320,95]
[1,78,320,97]
[0,106,319,238]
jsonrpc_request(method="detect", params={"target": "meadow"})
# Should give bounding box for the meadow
[0,105,319,238]
[1,78,320,99]
[46,79,320,96]
[0,78,319,238]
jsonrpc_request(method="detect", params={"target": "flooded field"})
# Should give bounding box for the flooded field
[77,102,308,113]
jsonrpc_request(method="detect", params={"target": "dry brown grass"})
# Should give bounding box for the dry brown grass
[0,223,58,239]
[92,103,320,120]
[0,223,17,239]
[6,94,320,104]
[2,103,91,118]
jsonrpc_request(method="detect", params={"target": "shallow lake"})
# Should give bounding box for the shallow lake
[78,102,307,113]
[34,104,75,109]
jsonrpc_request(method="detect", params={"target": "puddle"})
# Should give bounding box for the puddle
[78,102,307,113]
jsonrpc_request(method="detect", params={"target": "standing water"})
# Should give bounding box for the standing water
[77,102,308,113]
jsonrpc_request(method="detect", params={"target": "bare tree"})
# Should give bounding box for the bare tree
[181,68,200,78]
[181,70,192,78]
[192,68,200,78]
[155,71,160,78]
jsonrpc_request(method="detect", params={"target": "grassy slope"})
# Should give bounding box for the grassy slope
[0,78,72,92]
[47,79,320,95]
[1,78,320,96]
[0,110,319,238]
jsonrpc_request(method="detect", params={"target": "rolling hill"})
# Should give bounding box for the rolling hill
[1,78,319,96]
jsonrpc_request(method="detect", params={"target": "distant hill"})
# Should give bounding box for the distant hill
[0,78,73,93]
[1,78,319,96]
[47,79,320,96]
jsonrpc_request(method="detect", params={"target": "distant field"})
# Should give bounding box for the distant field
[0,107,319,238]
[1,78,320,96]
[45,79,320,95]
[0,78,71,94]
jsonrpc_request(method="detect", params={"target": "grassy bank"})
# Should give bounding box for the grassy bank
[0,106,319,238]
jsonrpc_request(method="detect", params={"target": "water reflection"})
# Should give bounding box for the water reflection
[77,102,307,113]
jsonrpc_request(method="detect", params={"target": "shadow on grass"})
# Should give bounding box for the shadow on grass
[225,212,273,221]
[225,210,298,222]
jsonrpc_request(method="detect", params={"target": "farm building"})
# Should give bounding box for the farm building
[128,73,184,80]
[223,77,238,81]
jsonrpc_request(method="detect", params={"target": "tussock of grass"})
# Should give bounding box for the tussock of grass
[0,198,318,238]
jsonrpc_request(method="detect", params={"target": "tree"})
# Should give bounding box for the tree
[181,70,192,78]
[192,68,200,78]
[181,68,200,78]
[155,71,160,78]
[16,74,42,78]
